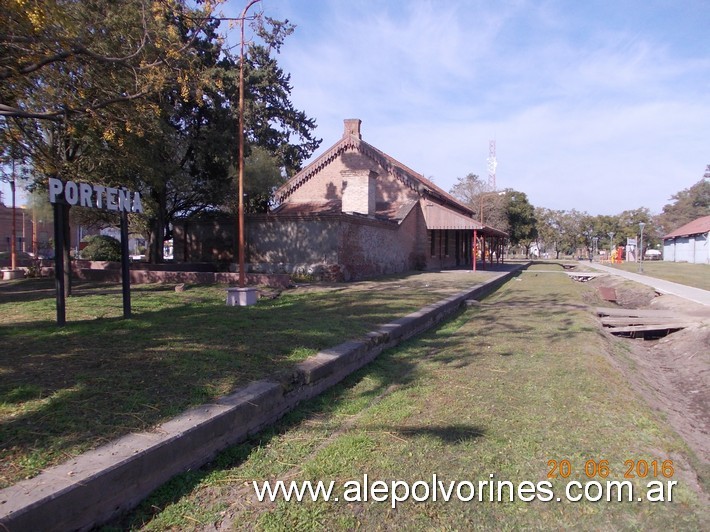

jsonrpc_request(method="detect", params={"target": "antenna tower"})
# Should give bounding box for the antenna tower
[486,140,497,191]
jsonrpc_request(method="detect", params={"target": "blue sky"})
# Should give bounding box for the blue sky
[228,0,710,215]
[3,0,708,216]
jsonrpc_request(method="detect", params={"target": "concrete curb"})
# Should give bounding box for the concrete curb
[0,266,524,531]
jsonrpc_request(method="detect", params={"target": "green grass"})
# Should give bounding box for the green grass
[0,271,494,488]
[605,261,710,291]
[114,263,707,530]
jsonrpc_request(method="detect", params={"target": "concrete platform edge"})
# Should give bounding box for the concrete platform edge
[0,265,525,531]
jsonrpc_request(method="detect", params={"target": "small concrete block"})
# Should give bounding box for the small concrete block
[226,287,258,306]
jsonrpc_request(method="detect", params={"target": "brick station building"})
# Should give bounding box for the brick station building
[174,119,507,281]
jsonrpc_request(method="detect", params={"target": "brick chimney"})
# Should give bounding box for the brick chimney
[343,118,362,139]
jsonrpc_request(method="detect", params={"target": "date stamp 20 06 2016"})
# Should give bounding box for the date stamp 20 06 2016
[545,459,677,503]
[547,459,675,480]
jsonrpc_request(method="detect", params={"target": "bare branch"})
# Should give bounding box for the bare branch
[0,87,150,120]
[0,104,64,120]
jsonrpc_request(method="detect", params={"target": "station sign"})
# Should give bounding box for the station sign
[48,177,143,214]
[47,176,140,326]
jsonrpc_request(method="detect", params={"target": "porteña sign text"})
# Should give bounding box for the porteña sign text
[48,177,143,214]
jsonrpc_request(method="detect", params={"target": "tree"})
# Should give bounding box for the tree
[127,15,322,261]
[536,209,632,259]
[449,173,508,231]
[2,1,322,263]
[483,191,510,233]
[587,214,620,254]
[2,0,227,266]
[504,190,537,257]
[535,207,569,259]
[449,173,485,211]
[1,0,219,122]
[614,207,655,255]
[244,146,286,213]
[93,61,240,262]
[655,168,710,235]
[242,21,321,176]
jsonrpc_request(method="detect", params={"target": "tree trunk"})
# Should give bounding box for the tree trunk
[147,220,164,264]
[147,187,167,263]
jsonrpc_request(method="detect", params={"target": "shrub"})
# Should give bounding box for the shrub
[80,235,122,262]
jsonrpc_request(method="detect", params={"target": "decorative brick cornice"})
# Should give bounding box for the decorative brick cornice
[275,137,361,204]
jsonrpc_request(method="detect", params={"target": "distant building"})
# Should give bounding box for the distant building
[174,119,507,281]
[0,203,38,256]
[662,215,710,264]
[0,200,97,260]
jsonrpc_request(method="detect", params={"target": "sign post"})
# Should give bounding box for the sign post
[120,210,131,318]
[52,201,66,326]
[48,177,142,325]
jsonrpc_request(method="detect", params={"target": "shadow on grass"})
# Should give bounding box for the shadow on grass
[389,423,486,444]
[458,286,598,356]
[0,280,464,488]
[0,277,56,304]
[0,278,150,305]
[107,265,653,529]
[113,318,491,530]
[110,337,426,529]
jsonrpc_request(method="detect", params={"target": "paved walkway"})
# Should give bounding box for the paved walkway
[585,262,710,306]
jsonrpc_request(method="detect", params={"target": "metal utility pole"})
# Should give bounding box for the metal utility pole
[237,0,261,288]
[638,222,645,273]
[10,160,17,270]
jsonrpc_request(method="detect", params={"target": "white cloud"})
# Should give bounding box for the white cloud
[260,0,710,215]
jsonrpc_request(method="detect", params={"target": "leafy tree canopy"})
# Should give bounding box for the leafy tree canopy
[656,166,710,234]
[504,189,537,250]
[534,207,576,258]
[449,173,485,210]
[449,173,508,231]
[2,0,321,262]
[1,0,219,122]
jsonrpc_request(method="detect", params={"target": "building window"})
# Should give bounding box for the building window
[430,230,435,256]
